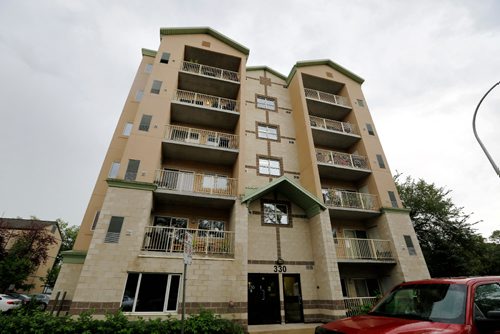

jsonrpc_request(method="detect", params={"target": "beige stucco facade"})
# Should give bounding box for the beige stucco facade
[53,27,429,326]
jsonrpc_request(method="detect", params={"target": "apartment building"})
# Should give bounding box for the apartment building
[0,218,62,293]
[53,27,429,325]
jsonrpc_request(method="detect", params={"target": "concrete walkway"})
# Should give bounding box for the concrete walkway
[247,323,322,334]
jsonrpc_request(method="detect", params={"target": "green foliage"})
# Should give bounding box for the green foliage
[0,219,57,292]
[0,309,244,334]
[395,174,500,277]
[490,230,500,244]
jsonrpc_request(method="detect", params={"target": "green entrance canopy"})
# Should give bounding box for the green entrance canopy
[241,176,326,218]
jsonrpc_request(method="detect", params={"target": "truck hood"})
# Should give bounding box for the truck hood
[320,315,467,334]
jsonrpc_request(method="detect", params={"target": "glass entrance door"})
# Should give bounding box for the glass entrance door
[283,274,304,323]
[248,274,281,325]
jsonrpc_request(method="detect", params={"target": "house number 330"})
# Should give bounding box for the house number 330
[273,265,287,273]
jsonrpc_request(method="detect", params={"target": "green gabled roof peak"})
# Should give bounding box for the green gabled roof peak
[286,59,364,85]
[246,66,287,81]
[241,176,326,218]
[160,27,249,55]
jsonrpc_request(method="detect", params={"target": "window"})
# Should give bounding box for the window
[357,99,365,107]
[198,219,225,237]
[123,122,133,136]
[121,273,180,312]
[262,201,290,225]
[145,63,153,73]
[366,123,375,136]
[108,162,120,178]
[353,279,380,297]
[388,191,398,208]
[151,80,162,94]
[256,95,276,111]
[104,216,124,243]
[404,235,416,255]
[257,124,278,140]
[160,52,170,64]
[135,90,144,102]
[475,283,500,318]
[202,174,228,190]
[139,115,152,131]
[124,159,140,181]
[91,210,100,231]
[376,154,386,169]
[153,216,188,228]
[258,158,281,176]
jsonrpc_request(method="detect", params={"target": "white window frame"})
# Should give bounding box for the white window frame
[135,90,144,102]
[258,158,281,176]
[197,219,225,238]
[256,96,276,110]
[108,162,120,178]
[257,125,278,140]
[123,122,133,136]
[263,202,290,225]
[145,63,153,73]
[122,273,181,313]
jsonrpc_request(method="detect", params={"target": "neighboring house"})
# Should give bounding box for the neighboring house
[0,218,62,293]
[53,27,430,326]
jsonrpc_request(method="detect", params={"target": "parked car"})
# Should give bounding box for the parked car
[30,293,50,310]
[0,294,22,313]
[6,292,31,305]
[316,276,500,334]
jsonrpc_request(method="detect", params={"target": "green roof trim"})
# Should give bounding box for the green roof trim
[106,179,157,191]
[381,207,411,214]
[160,27,249,55]
[61,250,87,264]
[241,176,326,218]
[141,48,157,57]
[246,66,287,81]
[286,59,365,86]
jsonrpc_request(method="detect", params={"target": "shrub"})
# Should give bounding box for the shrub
[0,308,244,334]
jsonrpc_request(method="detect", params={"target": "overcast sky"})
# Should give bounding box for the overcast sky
[0,0,498,238]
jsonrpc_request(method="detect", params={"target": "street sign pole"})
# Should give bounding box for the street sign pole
[181,232,193,334]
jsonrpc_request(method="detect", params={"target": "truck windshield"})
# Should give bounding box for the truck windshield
[370,283,467,324]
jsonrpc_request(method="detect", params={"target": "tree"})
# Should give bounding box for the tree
[41,219,79,290]
[490,230,500,244]
[0,219,57,292]
[395,175,488,277]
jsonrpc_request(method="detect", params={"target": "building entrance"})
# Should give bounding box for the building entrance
[248,273,281,325]
[248,273,304,325]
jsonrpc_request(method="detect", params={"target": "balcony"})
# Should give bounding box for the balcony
[310,116,360,149]
[344,297,379,317]
[323,189,380,219]
[335,238,395,263]
[141,226,234,258]
[316,149,371,181]
[178,61,240,99]
[154,169,237,209]
[304,88,352,120]
[170,89,239,131]
[162,125,238,165]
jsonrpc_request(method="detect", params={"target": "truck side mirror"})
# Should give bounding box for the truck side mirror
[486,310,500,320]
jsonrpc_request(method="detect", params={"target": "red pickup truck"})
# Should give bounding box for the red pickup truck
[316,276,500,334]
